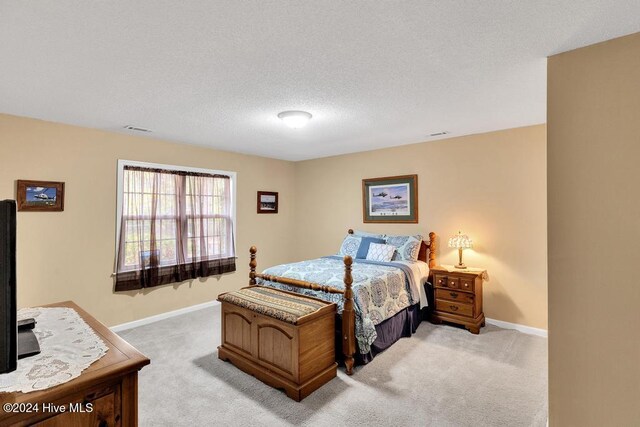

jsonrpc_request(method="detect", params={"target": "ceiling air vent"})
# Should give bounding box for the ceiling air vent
[123,125,152,133]
[428,131,449,137]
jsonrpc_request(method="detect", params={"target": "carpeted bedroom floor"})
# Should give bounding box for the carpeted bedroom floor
[118,304,547,427]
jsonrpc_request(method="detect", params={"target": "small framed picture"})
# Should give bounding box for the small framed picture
[16,180,65,212]
[257,191,278,214]
[362,175,418,223]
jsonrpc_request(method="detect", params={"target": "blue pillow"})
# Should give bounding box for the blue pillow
[353,230,386,239]
[356,237,386,259]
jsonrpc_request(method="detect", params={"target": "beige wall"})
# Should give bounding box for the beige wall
[548,33,640,425]
[294,125,548,329]
[0,114,297,326]
[0,113,547,331]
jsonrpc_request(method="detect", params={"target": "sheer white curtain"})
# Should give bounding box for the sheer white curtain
[115,166,235,291]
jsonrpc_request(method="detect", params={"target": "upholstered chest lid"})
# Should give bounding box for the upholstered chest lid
[218,287,331,324]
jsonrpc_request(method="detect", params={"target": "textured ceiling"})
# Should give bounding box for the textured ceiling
[1,1,640,161]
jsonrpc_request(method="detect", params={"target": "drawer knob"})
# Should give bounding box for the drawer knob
[450,292,458,298]
[464,283,469,287]
[449,305,459,311]
[451,281,455,285]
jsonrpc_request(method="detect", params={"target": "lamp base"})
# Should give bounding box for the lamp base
[455,248,467,269]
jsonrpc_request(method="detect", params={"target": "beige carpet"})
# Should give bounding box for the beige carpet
[118,303,547,426]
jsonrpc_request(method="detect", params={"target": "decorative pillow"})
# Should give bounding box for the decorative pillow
[356,237,386,259]
[366,243,396,262]
[385,234,423,261]
[338,235,362,258]
[352,230,386,239]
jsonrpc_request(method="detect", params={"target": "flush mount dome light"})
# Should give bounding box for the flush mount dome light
[277,110,312,129]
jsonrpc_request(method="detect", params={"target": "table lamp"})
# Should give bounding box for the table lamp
[448,230,473,269]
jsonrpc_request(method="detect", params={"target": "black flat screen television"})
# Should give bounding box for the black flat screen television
[1,200,40,375]
[0,200,18,373]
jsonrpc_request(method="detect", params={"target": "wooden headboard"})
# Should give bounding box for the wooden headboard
[347,229,437,268]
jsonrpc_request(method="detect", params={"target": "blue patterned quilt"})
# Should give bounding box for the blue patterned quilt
[257,256,419,354]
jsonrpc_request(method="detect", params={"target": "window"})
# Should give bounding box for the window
[114,160,236,291]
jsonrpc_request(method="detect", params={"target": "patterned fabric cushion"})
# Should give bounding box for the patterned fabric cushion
[356,237,386,259]
[366,243,396,262]
[338,235,362,258]
[218,287,327,324]
[385,234,423,261]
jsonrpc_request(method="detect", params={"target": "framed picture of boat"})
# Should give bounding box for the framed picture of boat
[362,175,418,223]
[16,180,65,212]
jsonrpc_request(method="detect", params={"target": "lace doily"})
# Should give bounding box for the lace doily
[0,307,108,393]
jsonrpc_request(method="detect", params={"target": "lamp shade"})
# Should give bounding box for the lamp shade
[448,231,473,249]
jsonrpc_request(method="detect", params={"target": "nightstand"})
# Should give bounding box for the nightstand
[430,265,487,334]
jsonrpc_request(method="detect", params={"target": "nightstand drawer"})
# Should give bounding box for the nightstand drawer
[434,274,448,288]
[436,299,473,317]
[446,277,460,289]
[435,289,474,304]
[459,277,474,292]
[434,274,460,289]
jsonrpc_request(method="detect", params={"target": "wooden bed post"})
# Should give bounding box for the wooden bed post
[342,255,355,375]
[428,232,437,269]
[249,246,257,286]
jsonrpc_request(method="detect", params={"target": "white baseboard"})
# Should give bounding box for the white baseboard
[109,300,548,338]
[110,300,220,333]
[485,317,547,338]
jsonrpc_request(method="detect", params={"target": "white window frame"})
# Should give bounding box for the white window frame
[115,159,237,268]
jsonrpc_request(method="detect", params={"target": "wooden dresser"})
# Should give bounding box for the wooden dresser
[430,266,487,334]
[0,301,150,427]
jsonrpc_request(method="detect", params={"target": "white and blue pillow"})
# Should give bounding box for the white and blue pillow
[366,243,396,262]
[339,233,422,262]
[385,234,423,261]
[338,235,362,258]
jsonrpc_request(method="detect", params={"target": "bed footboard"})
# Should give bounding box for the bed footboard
[249,246,356,375]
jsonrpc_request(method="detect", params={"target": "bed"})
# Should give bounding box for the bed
[249,229,436,374]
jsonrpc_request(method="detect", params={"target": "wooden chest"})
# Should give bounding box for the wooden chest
[217,287,337,401]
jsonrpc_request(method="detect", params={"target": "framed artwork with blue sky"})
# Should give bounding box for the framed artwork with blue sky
[17,180,65,212]
[362,175,418,223]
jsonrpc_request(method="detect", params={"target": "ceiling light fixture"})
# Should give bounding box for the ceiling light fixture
[277,111,312,129]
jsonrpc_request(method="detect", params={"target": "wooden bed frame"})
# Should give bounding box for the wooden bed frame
[249,229,437,375]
